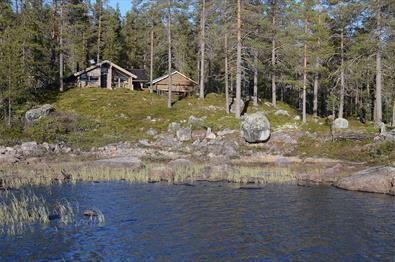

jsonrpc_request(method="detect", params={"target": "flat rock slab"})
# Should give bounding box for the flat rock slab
[335,166,395,195]
[95,157,145,169]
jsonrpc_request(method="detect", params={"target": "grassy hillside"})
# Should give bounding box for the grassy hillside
[24,87,313,148]
[1,87,391,164]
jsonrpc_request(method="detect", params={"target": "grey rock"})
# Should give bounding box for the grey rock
[335,166,395,195]
[217,128,236,136]
[0,155,19,164]
[332,118,349,129]
[20,142,46,156]
[176,128,192,142]
[155,134,178,147]
[168,122,181,133]
[25,104,54,123]
[192,130,206,140]
[188,115,206,126]
[230,99,245,114]
[378,122,386,134]
[274,109,290,117]
[21,141,37,151]
[96,157,145,169]
[240,111,271,143]
[146,128,158,136]
[83,209,98,217]
[139,139,151,147]
[205,127,216,140]
[223,141,238,158]
[270,131,297,144]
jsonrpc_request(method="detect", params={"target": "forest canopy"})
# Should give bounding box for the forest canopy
[0,0,394,127]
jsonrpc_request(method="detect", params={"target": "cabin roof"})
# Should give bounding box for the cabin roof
[129,69,148,82]
[150,71,198,85]
[74,60,138,79]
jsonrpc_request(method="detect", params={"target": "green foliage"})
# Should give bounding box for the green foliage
[24,112,98,144]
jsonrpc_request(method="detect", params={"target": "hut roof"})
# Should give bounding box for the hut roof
[150,71,197,85]
[74,60,138,79]
[129,69,148,82]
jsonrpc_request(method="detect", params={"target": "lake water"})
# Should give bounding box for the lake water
[1,182,395,261]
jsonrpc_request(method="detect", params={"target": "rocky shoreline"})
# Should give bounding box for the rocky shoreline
[1,114,394,196]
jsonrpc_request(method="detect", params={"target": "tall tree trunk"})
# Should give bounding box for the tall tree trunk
[150,27,154,93]
[339,28,345,119]
[167,0,172,109]
[375,2,382,124]
[7,58,11,128]
[302,15,308,123]
[313,0,321,117]
[96,0,102,63]
[235,0,242,118]
[199,0,206,99]
[224,0,229,113]
[313,59,319,117]
[392,99,395,127]
[59,0,64,92]
[271,0,276,107]
[253,49,258,106]
[96,0,102,86]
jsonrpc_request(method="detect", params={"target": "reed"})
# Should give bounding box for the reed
[0,162,300,189]
[0,190,76,236]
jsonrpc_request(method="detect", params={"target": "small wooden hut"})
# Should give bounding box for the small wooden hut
[74,60,138,90]
[150,71,198,96]
[129,69,149,89]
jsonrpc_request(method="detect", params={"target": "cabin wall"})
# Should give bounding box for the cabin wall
[154,73,197,93]
[78,66,133,89]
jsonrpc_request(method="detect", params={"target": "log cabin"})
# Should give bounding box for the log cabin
[150,71,198,96]
[74,60,147,90]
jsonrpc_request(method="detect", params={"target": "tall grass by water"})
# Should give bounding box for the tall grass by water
[0,162,300,190]
[0,190,75,236]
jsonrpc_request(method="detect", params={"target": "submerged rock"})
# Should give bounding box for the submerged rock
[83,209,98,217]
[332,118,349,129]
[335,166,395,195]
[240,111,270,143]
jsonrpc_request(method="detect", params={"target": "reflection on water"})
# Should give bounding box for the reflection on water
[1,182,394,261]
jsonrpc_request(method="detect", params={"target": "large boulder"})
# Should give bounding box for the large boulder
[335,166,395,195]
[25,104,54,124]
[240,111,271,143]
[332,118,348,129]
[176,128,192,142]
